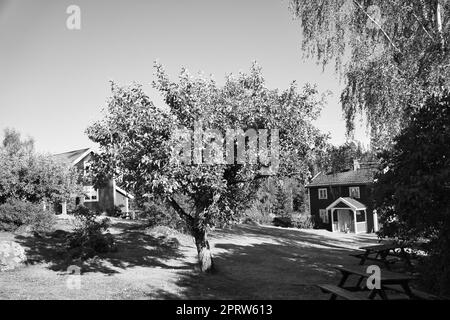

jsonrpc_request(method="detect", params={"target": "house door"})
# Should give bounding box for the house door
[337,210,353,233]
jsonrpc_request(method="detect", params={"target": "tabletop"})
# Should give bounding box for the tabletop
[335,265,416,282]
[359,243,402,252]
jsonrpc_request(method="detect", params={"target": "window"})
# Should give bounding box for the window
[318,188,328,200]
[356,210,366,222]
[349,186,360,199]
[83,186,98,202]
[83,161,91,176]
[319,209,328,223]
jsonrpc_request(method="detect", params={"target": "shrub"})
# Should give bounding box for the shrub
[141,201,186,232]
[272,213,316,229]
[67,205,116,259]
[107,205,125,218]
[0,198,55,232]
[243,206,273,225]
[272,216,292,228]
[291,214,315,229]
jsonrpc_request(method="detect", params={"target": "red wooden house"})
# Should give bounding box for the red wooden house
[53,148,134,215]
[305,160,379,234]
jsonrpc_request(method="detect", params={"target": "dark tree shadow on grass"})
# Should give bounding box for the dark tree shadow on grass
[11,222,388,299]
[14,222,194,275]
[213,225,380,251]
[144,225,381,299]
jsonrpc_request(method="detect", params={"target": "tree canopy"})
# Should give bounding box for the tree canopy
[0,129,81,205]
[318,141,375,174]
[86,62,328,271]
[374,92,450,294]
[290,0,450,149]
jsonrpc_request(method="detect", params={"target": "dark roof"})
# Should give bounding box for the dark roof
[306,168,376,187]
[53,148,91,165]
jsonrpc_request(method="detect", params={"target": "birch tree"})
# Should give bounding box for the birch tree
[290,0,450,149]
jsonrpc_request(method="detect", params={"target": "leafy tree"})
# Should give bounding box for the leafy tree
[274,181,289,217]
[289,0,450,149]
[319,141,375,174]
[86,62,328,272]
[0,198,55,232]
[253,178,277,216]
[2,128,34,156]
[0,128,82,205]
[249,176,305,222]
[374,93,450,294]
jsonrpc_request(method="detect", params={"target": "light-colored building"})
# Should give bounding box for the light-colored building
[54,148,134,215]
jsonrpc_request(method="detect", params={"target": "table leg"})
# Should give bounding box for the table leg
[368,289,388,300]
[338,272,350,288]
[378,289,388,300]
[356,276,365,289]
[401,282,415,299]
[380,250,391,270]
[400,248,412,267]
[360,251,370,265]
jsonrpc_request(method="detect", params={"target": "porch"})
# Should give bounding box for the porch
[326,197,368,234]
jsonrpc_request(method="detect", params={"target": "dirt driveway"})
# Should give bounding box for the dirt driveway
[0,217,379,299]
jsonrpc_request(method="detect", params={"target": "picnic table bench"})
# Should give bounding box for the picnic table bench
[382,284,444,300]
[336,265,417,300]
[317,284,367,300]
[318,265,419,300]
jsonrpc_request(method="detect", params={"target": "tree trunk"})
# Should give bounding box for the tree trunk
[192,227,214,273]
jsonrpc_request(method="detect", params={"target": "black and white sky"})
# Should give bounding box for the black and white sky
[0,0,369,153]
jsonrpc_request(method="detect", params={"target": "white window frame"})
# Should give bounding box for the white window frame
[83,161,91,176]
[356,210,366,222]
[349,186,360,199]
[319,209,328,223]
[318,188,328,200]
[83,186,99,202]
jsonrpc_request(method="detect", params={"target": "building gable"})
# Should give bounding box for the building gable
[329,200,350,209]
[54,148,92,166]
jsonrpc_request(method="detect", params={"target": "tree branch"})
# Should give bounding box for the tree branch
[387,0,434,42]
[167,196,194,224]
[229,174,272,185]
[436,0,445,51]
[353,0,401,53]
[413,11,435,42]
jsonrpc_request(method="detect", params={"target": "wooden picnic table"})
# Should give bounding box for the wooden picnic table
[354,242,413,269]
[336,265,417,300]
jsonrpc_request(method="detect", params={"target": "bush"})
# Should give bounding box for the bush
[243,206,273,225]
[291,214,315,229]
[141,201,186,232]
[67,205,116,259]
[272,216,292,228]
[107,205,125,218]
[0,198,55,232]
[272,213,316,229]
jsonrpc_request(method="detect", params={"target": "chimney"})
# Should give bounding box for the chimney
[353,159,360,171]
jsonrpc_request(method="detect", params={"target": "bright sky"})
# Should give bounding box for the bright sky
[0,0,370,154]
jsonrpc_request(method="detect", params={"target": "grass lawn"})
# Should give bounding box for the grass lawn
[0,216,381,300]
